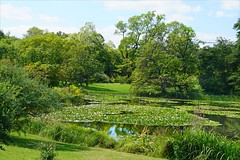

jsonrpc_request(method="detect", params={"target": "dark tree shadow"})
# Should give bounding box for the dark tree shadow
[86,86,116,93]
[10,135,88,152]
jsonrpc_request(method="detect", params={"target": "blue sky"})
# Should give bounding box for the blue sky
[0,0,239,46]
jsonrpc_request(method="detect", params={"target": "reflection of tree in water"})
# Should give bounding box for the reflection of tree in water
[72,116,240,140]
[204,114,240,140]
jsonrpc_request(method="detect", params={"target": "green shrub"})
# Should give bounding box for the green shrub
[38,142,56,160]
[116,133,167,157]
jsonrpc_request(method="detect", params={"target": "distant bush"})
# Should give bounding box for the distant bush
[53,85,84,106]
[94,73,110,83]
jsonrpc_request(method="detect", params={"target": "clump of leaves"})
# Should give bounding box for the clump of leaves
[38,142,56,160]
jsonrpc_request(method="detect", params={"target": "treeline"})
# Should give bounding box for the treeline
[0,11,239,98]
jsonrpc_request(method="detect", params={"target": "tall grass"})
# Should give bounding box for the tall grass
[164,129,240,160]
[27,119,116,149]
[116,128,168,158]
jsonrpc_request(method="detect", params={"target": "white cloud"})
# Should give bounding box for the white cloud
[97,26,121,47]
[167,14,194,24]
[216,10,235,17]
[104,1,201,13]
[1,25,79,38]
[0,3,32,21]
[216,11,225,17]
[38,14,60,23]
[196,32,236,45]
[221,0,240,10]
[104,1,201,24]
[1,24,121,47]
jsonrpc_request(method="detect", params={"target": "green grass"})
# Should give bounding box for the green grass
[85,83,131,94]
[0,133,165,160]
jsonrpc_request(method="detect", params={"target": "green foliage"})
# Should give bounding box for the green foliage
[53,85,84,106]
[24,26,45,38]
[0,60,60,145]
[198,38,234,95]
[24,62,61,87]
[116,131,168,158]
[165,130,240,160]
[129,13,201,98]
[38,142,57,160]
[0,35,18,60]
[0,82,20,145]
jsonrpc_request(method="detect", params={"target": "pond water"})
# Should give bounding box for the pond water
[70,97,240,140]
[69,113,240,140]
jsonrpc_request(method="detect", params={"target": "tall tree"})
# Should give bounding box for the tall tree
[131,13,200,98]
[116,11,165,80]
[24,26,45,38]
[198,38,233,94]
[15,33,65,86]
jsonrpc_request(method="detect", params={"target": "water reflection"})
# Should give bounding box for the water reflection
[69,114,240,140]
[75,96,240,140]
[204,114,240,140]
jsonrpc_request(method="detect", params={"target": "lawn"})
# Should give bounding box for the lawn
[85,83,131,94]
[0,133,165,160]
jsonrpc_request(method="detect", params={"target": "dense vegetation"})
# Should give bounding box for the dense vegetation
[0,11,239,159]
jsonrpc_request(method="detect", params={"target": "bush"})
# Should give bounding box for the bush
[38,142,56,160]
[94,73,110,83]
[53,85,84,106]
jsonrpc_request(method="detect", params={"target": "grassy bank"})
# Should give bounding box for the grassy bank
[1,133,164,160]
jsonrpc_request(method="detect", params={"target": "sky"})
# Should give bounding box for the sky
[0,0,239,46]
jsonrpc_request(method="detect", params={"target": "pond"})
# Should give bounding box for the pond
[61,95,240,140]
[69,113,240,140]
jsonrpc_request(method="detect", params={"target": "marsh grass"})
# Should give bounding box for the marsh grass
[165,129,240,160]
[116,128,169,158]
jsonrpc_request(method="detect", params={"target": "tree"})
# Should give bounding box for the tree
[15,33,65,86]
[24,26,45,38]
[114,21,127,38]
[0,60,60,146]
[166,21,200,97]
[0,31,18,60]
[116,11,165,80]
[198,38,233,94]
[233,18,240,39]
[131,14,201,98]
[227,19,240,95]
[61,23,104,86]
